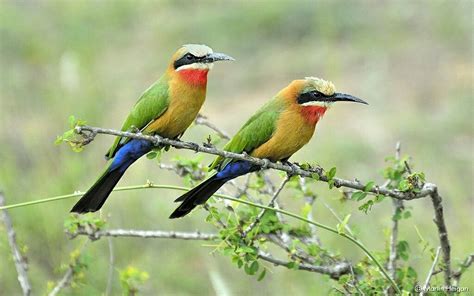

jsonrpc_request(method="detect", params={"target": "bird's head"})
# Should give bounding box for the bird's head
[282,77,368,124]
[169,44,234,85]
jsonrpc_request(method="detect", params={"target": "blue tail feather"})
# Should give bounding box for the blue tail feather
[170,161,258,218]
[71,139,153,213]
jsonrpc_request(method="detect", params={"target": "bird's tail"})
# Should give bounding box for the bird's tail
[169,175,227,218]
[70,167,125,213]
[169,160,258,219]
[70,139,153,213]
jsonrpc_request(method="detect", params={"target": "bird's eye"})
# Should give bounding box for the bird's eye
[312,91,322,98]
[186,54,194,60]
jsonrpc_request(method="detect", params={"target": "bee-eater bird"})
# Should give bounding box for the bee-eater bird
[170,77,367,218]
[71,44,234,213]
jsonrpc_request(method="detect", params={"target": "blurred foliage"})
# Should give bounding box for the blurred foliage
[0,0,472,295]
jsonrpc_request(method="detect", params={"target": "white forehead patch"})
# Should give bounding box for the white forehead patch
[182,44,213,57]
[304,76,336,96]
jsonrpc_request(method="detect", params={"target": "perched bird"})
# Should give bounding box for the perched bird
[170,77,367,218]
[71,44,234,213]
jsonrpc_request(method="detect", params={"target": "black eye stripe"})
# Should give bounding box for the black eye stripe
[297,91,332,104]
[174,53,205,69]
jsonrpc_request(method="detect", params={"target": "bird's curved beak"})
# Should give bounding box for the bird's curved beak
[331,93,368,105]
[203,52,235,63]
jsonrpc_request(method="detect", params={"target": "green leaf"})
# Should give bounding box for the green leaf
[336,214,351,234]
[286,261,299,270]
[146,152,157,159]
[250,260,259,274]
[398,180,410,191]
[364,181,375,192]
[328,179,335,189]
[257,268,266,281]
[397,240,410,261]
[327,167,337,180]
[403,210,411,219]
[351,191,367,201]
[311,173,320,180]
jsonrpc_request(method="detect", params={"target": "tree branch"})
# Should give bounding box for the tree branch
[71,228,219,241]
[452,253,474,286]
[74,125,436,201]
[387,142,404,295]
[420,246,441,296]
[258,251,351,279]
[430,188,452,286]
[0,192,31,296]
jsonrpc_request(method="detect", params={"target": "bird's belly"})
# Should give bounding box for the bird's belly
[251,112,316,161]
[145,99,204,139]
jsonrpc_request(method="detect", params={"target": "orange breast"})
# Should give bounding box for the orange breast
[251,106,317,161]
[144,75,207,138]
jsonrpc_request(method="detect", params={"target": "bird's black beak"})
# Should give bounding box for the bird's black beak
[331,93,368,105]
[203,52,235,63]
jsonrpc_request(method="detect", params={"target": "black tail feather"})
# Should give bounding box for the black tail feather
[169,175,226,219]
[70,169,125,213]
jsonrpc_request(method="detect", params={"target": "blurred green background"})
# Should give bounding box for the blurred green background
[0,0,472,295]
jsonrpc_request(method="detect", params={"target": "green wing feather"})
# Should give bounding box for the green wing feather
[209,98,285,170]
[105,76,170,159]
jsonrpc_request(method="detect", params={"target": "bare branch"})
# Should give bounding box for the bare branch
[430,189,452,286]
[48,268,74,296]
[74,125,437,201]
[48,241,89,296]
[72,228,219,241]
[195,113,230,140]
[452,253,474,286]
[420,246,442,296]
[387,142,404,295]
[258,251,351,280]
[105,238,114,296]
[0,192,31,296]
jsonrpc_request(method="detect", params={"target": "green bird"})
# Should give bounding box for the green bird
[71,44,234,213]
[170,77,367,218]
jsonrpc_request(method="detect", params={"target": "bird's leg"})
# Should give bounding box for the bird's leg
[281,159,300,176]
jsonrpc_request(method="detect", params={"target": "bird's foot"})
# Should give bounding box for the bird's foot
[281,160,300,176]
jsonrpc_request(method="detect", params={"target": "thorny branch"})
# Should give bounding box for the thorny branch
[74,125,437,201]
[68,124,456,288]
[0,192,31,296]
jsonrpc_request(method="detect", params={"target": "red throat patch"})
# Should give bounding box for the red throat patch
[178,69,209,86]
[300,106,327,124]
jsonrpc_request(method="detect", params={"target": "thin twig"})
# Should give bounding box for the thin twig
[299,177,322,246]
[48,241,89,296]
[420,246,442,296]
[321,200,355,237]
[387,142,404,295]
[105,238,114,296]
[0,192,31,296]
[242,176,290,237]
[74,125,437,201]
[195,113,230,140]
[452,253,474,286]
